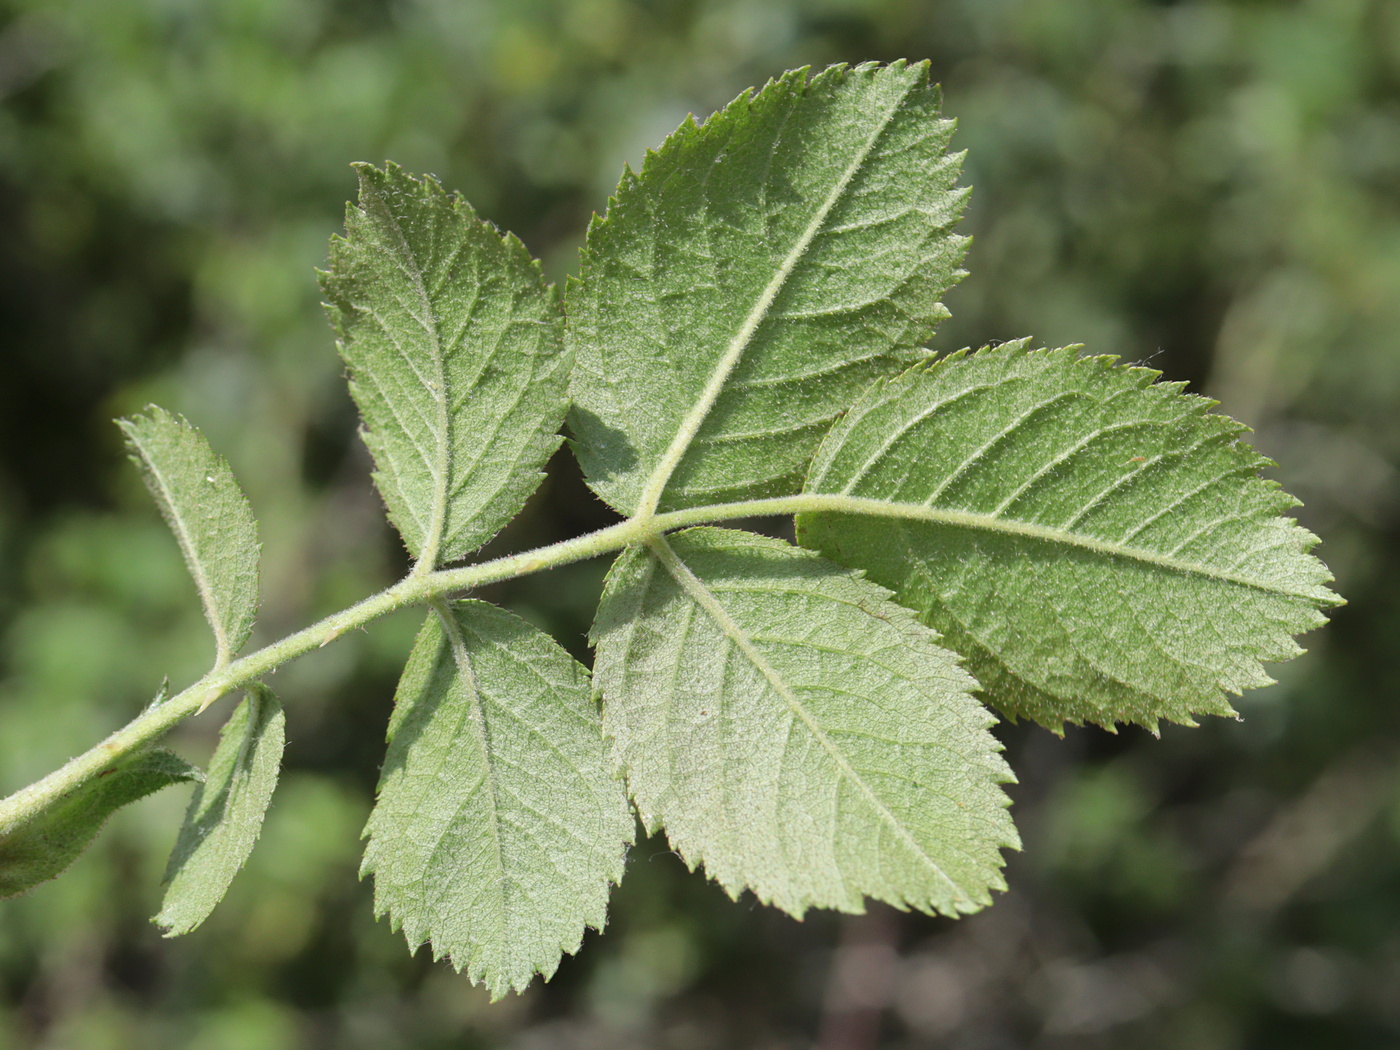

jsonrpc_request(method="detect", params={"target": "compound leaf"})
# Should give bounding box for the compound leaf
[592,527,1017,918]
[362,600,632,999]
[119,407,260,663]
[323,162,567,568]
[0,751,201,899]
[799,341,1341,731]
[568,60,967,516]
[156,684,285,935]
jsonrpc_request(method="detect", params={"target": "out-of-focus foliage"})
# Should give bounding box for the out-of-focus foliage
[0,0,1396,1047]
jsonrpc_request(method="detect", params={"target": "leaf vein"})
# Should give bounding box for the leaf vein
[633,76,916,517]
[647,536,969,902]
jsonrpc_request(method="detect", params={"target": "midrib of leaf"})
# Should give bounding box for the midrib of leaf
[427,599,508,909]
[632,82,913,519]
[801,494,1319,600]
[361,179,452,572]
[141,452,233,665]
[645,536,966,902]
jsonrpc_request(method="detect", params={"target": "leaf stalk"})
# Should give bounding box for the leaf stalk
[0,485,1324,837]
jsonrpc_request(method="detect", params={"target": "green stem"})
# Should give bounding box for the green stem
[0,513,629,836]
[0,505,647,834]
[9,485,1209,836]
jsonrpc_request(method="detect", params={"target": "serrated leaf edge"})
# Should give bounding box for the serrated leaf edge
[323,161,567,569]
[364,601,630,999]
[155,683,285,936]
[644,531,997,913]
[804,343,1339,606]
[626,62,928,518]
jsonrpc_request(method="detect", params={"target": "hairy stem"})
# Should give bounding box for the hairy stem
[4,483,1284,836]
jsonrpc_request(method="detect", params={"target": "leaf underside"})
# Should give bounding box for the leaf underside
[157,684,285,935]
[119,407,260,662]
[799,341,1341,731]
[323,162,568,567]
[222,60,1340,998]
[0,751,201,899]
[592,528,1018,918]
[362,600,632,999]
[567,60,969,515]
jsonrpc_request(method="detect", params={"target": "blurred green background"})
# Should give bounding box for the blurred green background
[1,0,1398,1046]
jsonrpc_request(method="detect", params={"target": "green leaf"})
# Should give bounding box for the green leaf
[362,600,632,998]
[156,684,285,935]
[119,406,260,662]
[0,751,201,899]
[322,162,568,568]
[798,342,1342,731]
[567,60,967,516]
[592,527,1017,918]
